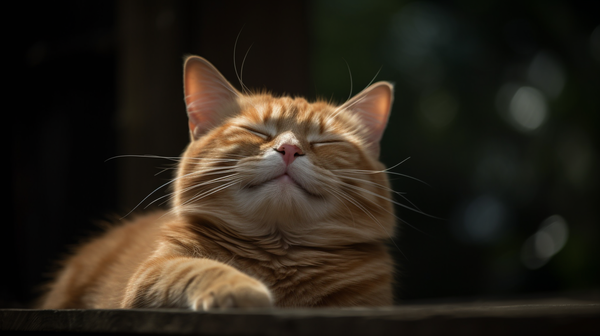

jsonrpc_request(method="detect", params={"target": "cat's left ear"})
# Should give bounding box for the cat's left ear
[340,81,394,158]
[184,56,241,140]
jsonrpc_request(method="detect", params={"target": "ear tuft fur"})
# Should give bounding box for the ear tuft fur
[339,82,394,157]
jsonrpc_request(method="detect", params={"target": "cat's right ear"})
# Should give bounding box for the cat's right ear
[184,56,241,140]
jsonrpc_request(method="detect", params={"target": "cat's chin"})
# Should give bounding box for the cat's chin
[245,173,322,199]
[234,178,331,226]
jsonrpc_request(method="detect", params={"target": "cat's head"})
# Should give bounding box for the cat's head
[174,56,395,245]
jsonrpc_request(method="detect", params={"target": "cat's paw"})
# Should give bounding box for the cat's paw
[190,274,273,310]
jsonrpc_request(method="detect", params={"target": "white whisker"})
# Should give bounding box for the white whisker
[240,43,254,94]
[337,178,439,220]
[181,178,242,207]
[147,173,240,209]
[233,27,245,94]
[323,184,406,257]
[333,168,430,187]
[119,169,208,219]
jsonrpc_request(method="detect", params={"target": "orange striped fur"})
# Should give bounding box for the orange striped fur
[40,56,396,309]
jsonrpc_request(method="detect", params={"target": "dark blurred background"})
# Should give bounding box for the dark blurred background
[6,0,600,307]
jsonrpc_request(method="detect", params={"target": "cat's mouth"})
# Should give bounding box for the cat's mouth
[245,173,322,198]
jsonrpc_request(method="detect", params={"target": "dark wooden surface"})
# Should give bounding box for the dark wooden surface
[2,299,599,335]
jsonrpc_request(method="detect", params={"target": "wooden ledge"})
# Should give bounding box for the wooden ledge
[2,301,599,335]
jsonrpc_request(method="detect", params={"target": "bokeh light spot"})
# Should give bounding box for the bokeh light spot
[534,231,555,259]
[521,215,569,270]
[509,86,547,132]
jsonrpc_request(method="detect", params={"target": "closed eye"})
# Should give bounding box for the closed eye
[239,126,270,140]
[311,140,347,148]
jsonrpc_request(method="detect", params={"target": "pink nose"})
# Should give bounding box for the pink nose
[276,144,304,165]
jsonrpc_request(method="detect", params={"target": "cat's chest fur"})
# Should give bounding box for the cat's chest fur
[160,213,393,307]
[182,224,392,306]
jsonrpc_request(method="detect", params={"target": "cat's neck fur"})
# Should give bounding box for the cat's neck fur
[163,212,385,264]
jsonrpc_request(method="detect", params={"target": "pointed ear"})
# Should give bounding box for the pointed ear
[339,81,394,158]
[184,56,241,139]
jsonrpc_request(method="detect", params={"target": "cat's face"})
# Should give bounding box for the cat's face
[174,57,395,244]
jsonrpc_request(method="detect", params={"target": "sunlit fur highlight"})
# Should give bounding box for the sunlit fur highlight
[39,58,396,309]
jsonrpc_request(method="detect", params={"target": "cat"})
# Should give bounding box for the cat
[39,56,396,310]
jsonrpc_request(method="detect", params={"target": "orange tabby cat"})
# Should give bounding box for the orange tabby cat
[39,56,396,309]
